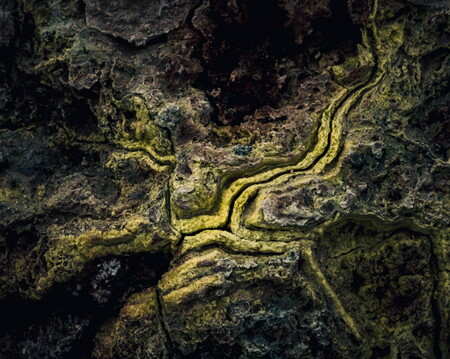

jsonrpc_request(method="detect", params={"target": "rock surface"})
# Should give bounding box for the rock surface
[0,0,449,358]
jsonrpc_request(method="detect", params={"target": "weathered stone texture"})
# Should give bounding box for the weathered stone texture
[0,0,449,358]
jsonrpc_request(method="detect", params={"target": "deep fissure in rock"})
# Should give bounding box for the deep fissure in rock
[193,0,362,126]
[0,252,171,358]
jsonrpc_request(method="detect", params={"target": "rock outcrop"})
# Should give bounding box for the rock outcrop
[0,0,449,358]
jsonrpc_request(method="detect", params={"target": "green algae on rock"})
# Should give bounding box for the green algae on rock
[0,0,449,358]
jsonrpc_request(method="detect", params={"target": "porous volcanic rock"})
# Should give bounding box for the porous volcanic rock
[0,0,449,358]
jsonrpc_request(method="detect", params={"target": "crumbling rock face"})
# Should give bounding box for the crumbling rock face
[85,0,196,46]
[0,0,449,358]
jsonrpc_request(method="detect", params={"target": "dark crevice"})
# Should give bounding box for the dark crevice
[190,0,299,126]
[306,0,362,55]
[190,0,362,126]
[332,246,364,259]
[102,30,169,52]
[155,287,181,358]
[186,0,221,126]
[0,252,171,358]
